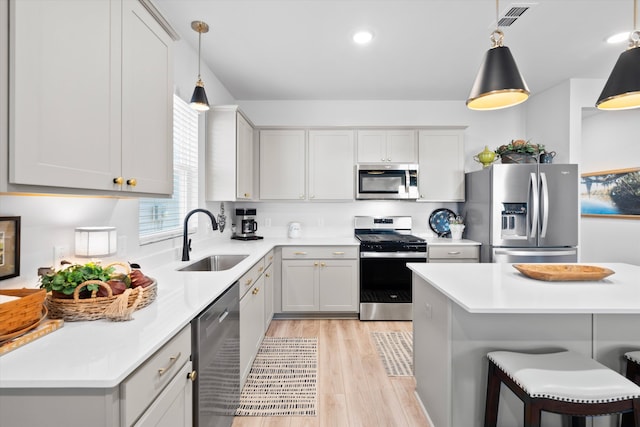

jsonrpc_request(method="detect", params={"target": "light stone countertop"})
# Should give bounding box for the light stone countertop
[0,237,358,389]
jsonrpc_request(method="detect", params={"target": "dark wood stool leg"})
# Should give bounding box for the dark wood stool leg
[484,361,501,427]
[524,401,541,427]
[570,416,586,427]
[622,360,640,427]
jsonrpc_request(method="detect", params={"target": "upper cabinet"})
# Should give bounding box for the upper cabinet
[206,106,256,201]
[8,0,174,195]
[417,129,465,201]
[259,129,355,201]
[357,129,417,163]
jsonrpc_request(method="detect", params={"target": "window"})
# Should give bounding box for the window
[139,95,199,244]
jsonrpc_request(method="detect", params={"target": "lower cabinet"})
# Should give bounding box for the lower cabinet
[281,246,358,313]
[263,262,274,333]
[240,274,265,388]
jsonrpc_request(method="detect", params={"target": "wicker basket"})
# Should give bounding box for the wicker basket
[0,288,47,336]
[45,279,157,322]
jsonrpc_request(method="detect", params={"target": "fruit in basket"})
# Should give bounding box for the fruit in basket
[130,269,154,288]
[40,262,116,298]
[96,276,131,297]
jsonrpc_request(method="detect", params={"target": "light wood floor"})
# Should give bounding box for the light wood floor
[232,319,431,427]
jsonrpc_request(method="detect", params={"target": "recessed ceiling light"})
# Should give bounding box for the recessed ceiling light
[353,30,373,45]
[606,32,630,44]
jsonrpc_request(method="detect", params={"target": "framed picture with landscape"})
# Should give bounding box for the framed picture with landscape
[0,216,21,280]
[580,168,640,219]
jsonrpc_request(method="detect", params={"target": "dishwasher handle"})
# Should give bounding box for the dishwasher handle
[218,308,229,323]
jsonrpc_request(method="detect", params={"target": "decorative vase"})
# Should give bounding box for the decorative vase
[449,224,465,240]
[474,146,497,168]
[500,152,537,164]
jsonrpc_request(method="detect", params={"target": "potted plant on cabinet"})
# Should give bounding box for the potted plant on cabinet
[495,140,544,164]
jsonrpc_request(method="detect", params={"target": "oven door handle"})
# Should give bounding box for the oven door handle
[360,252,427,259]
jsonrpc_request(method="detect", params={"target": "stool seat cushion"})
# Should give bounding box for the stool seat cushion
[488,350,640,404]
[627,351,640,365]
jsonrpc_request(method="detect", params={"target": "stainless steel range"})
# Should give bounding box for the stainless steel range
[355,216,426,321]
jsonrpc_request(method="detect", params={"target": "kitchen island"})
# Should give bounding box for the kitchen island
[409,262,640,427]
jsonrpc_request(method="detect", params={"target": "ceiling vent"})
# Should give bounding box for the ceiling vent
[491,2,537,29]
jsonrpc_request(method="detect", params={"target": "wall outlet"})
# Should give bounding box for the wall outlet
[53,245,69,267]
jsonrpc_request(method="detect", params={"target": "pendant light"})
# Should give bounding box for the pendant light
[466,0,530,110]
[190,21,210,112]
[596,0,640,110]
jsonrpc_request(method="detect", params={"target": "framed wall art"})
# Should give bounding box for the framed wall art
[0,216,21,280]
[581,167,640,219]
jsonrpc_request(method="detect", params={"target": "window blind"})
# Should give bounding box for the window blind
[139,95,199,244]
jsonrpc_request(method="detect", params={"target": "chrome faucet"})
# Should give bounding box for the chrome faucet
[182,208,219,261]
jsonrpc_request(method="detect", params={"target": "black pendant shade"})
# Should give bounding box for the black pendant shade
[467,45,530,110]
[190,79,210,112]
[596,46,640,110]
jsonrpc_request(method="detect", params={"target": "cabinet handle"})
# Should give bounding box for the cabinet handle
[245,278,253,286]
[320,262,326,267]
[113,177,124,185]
[299,194,305,199]
[333,251,345,255]
[265,273,271,278]
[269,256,273,261]
[314,262,318,267]
[448,251,462,255]
[294,251,307,255]
[158,352,181,376]
[386,158,391,162]
[244,193,250,197]
[258,266,264,273]
[252,287,260,295]
[188,370,197,382]
[126,178,137,187]
[310,195,315,199]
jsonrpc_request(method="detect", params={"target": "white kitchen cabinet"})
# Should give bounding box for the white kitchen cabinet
[263,250,275,332]
[240,274,265,388]
[9,0,174,195]
[308,130,355,200]
[206,106,255,201]
[259,129,306,200]
[281,247,358,312]
[357,129,417,163]
[418,129,465,201]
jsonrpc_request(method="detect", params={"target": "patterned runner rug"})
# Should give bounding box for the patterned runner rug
[236,337,318,416]
[371,331,413,376]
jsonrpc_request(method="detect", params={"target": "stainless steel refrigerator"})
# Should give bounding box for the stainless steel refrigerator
[463,163,579,263]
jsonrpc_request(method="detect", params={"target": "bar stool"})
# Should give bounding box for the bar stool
[484,350,640,427]
[622,351,640,426]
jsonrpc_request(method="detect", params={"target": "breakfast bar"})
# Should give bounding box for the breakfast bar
[409,262,640,427]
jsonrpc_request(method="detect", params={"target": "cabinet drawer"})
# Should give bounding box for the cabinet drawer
[428,245,479,260]
[282,246,358,259]
[264,249,275,267]
[240,257,265,297]
[121,325,191,427]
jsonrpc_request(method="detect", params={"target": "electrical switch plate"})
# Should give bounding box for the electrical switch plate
[53,246,69,267]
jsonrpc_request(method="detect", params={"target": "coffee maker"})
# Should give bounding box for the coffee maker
[231,208,263,240]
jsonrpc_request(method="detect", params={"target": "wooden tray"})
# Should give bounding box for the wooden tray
[513,264,615,282]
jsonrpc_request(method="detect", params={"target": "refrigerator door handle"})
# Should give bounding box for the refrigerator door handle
[529,172,539,238]
[540,172,550,238]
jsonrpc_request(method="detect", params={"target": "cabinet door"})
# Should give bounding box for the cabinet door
[236,113,254,200]
[121,0,173,195]
[387,130,417,163]
[281,260,318,311]
[240,276,265,386]
[264,263,274,332]
[259,130,306,200]
[134,361,193,427]
[9,0,122,190]
[319,260,358,312]
[356,130,387,163]
[308,130,354,200]
[418,130,465,201]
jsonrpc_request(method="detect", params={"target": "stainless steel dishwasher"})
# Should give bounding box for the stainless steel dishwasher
[192,281,240,427]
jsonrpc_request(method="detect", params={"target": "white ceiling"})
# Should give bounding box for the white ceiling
[153,0,635,102]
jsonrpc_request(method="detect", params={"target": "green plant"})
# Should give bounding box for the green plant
[39,262,116,296]
[495,139,544,157]
[449,214,464,225]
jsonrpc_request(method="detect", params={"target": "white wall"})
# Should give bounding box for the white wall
[580,109,640,265]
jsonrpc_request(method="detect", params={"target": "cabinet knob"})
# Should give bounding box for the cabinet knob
[314,262,318,267]
[244,193,250,198]
[126,178,137,187]
[188,370,197,382]
[245,278,253,286]
[113,177,124,185]
[320,262,326,267]
[265,273,270,278]
[258,266,264,273]
[386,158,391,162]
[252,287,260,295]
[299,194,305,199]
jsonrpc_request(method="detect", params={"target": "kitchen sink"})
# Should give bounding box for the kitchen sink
[178,254,249,272]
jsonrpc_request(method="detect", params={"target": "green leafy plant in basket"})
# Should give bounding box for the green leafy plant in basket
[39,262,117,297]
[495,139,544,157]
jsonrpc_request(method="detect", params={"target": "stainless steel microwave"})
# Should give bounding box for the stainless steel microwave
[356,164,419,200]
